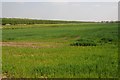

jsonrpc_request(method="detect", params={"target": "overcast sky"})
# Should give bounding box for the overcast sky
[2,2,118,21]
[1,0,120,2]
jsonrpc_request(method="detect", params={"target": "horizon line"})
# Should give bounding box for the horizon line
[1,17,119,22]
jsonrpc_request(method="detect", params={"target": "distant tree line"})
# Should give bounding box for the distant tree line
[1,18,119,25]
[1,18,91,25]
[100,21,120,23]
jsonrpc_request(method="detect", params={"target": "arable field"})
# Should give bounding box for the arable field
[2,23,118,78]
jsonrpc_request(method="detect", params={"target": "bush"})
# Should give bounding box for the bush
[99,38,113,43]
[70,37,116,47]
[70,39,97,46]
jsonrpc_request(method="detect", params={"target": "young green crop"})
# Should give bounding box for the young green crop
[2,23,118,78]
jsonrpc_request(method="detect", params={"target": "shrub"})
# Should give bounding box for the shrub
[70,39,97,46]
[99,38,113,43]
[70,37,116,47]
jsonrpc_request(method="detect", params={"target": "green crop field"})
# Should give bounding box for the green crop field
[2,23,118,78]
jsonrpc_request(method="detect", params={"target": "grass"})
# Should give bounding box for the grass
[2,23,118,78]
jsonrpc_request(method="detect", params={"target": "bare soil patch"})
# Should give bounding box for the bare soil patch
[0,42,60,48]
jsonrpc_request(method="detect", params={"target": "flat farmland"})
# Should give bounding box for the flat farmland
[2,23,118,78]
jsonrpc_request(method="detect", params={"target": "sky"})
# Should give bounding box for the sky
[1,0,120,2]
[119,2,120,20]
[1,1,119,21]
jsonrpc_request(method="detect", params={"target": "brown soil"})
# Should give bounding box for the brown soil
[0,42,58,48]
